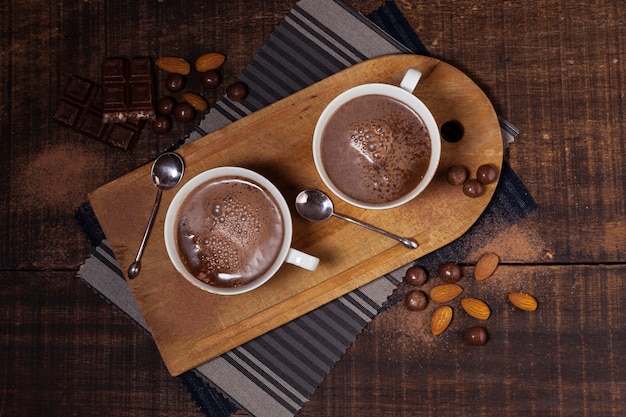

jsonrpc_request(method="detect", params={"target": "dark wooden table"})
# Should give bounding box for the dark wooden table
[2,1,625,416]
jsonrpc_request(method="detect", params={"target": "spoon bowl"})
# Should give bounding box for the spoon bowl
[152,152,185,191]
[128,152,185,279]
[295,189,418,249]
[295,188,334,222]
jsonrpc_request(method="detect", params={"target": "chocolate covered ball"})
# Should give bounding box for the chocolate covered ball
[446,165,468,186]
[165,73,186,93]
[405,265,428,286]
[463,179,484,198]
[465,326,488,346]
[151,115,172,134]
[173,102,195,122]
[438,262,462,283]
[404,290,428,311]
[226,81,249,101]
[201,69,222,89]
[477,164,498,184]
[157,97,176,116]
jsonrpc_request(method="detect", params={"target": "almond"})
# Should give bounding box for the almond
[431,305,453,335]
[474,252,499,281]
[155,57,191,75]
[195,52,226,72]
[182,92,209,112]
[508,292,538,311]
[461,297,491,320]
[429,283,463,303]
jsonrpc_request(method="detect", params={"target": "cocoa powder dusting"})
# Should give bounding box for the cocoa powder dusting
[379,272,453,358]
[380,220,547,355]
[465,223,549,263]
[13,144,103,210]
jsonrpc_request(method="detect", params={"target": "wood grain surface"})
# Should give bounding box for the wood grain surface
[89,54,502,375]
[2,0,626,416]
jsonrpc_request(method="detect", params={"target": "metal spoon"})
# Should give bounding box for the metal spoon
[127,152,185,279]
[295,189,418,249]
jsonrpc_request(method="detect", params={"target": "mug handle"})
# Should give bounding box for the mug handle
[286,248,319,271]
[399,68,422,93]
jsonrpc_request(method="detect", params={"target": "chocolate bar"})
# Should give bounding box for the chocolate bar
[101,57,156,122]
[53,75,145,150]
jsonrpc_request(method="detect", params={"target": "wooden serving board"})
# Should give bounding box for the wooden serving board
[89,54,503,376]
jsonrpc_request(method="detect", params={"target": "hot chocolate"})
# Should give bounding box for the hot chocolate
[320,94,432,205]
[175,176,285,288]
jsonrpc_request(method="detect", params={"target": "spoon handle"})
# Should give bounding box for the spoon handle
[128,190,163,279]
[332,213,419,249]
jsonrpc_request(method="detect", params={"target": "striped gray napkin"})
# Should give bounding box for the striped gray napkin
[78,1,532,416]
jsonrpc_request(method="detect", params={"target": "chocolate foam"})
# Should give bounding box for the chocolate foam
[321,94,431,204]
[176,176,284,288]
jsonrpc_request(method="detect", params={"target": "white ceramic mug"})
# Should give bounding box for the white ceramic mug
[312,68,441,210]
[164,167,319,295]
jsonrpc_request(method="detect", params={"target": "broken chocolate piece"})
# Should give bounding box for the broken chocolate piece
[53,75,144,150]
[101,57,156,122]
